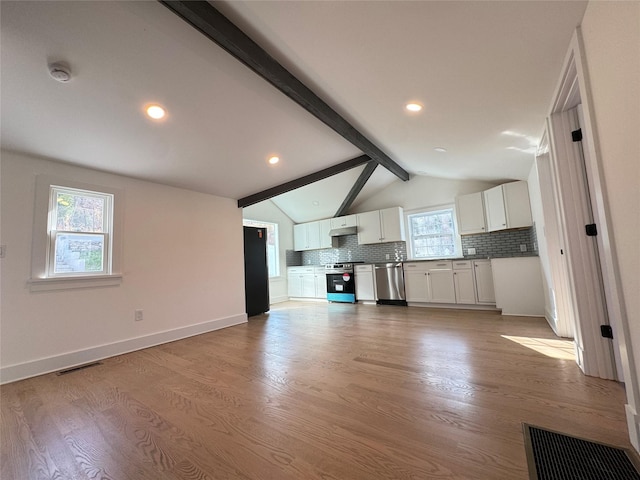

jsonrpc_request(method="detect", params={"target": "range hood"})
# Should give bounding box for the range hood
[329,226,357,237]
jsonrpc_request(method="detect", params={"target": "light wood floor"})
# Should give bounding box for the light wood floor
[1,302,633,480]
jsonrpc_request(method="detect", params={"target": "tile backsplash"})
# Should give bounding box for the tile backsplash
[461,226,538,259]
[286,226,537,266]
[291,235,407,265]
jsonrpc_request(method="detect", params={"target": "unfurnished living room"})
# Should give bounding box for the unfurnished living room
[1,1,639,479]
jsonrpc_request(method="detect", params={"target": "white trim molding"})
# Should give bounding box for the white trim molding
[0,313,248,385]
[547,26,640,452]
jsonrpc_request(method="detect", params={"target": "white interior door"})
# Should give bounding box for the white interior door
[535,151,574,338]
[575,105,624,380]
[548,106,616,379]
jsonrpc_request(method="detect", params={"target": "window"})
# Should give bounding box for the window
[30,176,123,291]
[243,219,279,278]
[407,206,461,260]
[48,186,112,276]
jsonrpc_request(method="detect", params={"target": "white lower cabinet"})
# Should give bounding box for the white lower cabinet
[404,259,495,306]
[403,263,430,302]
[491,257,544,316]
[473,260,496,304]
[301,273,316,297]
[288,267,327,299]
[453,260,476,304]
[354,264,376,302]
[403,261,456,304]
[428,268,456,303]
[315,269,327,298]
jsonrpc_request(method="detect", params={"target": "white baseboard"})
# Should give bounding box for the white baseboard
[545,310,560,336]
[0,313,247,385]
[269,295,289,304]
[626,404,640,453]
[406,302,499,311]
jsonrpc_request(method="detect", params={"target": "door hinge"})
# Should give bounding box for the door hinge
[585,223,598,236]
[600,325,613,339]
[572,129,583,142]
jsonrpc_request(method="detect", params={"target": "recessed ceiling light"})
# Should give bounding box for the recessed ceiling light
[312,201,320,206]
[268,156,280,165]
[434,147,447,153]
[405,102,423,112]
[145,104,166,120]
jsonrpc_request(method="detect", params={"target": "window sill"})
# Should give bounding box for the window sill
[28,274,123,292]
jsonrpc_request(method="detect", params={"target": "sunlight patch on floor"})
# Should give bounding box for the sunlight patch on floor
[502,335,576,360]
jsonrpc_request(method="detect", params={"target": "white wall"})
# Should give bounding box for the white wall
[0,151,247,383]
[242,200,294,304]
[351,174,498,213]
[581,0,640,436]
[527,163,555,327]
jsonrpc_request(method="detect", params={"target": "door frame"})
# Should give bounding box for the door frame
[546,26,639,450]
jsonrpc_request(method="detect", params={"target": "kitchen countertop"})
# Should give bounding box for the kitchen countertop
[288,253,538,268]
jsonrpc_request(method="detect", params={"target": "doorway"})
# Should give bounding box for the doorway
[542,26,639,451]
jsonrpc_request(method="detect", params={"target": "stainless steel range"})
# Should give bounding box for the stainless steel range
[325,263,356,303]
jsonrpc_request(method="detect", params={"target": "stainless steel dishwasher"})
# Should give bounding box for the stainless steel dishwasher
[374,263,407,306]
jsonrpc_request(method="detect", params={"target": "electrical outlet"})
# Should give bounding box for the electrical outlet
[520,244,527,252]
[467,247,476,255]
[135,309,143,321]
[386,253,390,260]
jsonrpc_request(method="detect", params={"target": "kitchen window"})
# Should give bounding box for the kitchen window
[243,219,279,278]
[30,176,123,291]
[406,206,461,260]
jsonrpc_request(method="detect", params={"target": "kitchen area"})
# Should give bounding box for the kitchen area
[285,180,546,318]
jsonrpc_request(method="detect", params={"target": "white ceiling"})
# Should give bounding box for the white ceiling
[1,1,587,223]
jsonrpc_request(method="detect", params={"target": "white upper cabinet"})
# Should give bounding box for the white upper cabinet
[357,207,405,245]
[330,214,357,229]
[319,219,337,249]
[293,221,320,251]
[484,185,508,231]
[503,181,533,229]
[455,191,487,235]
[293,223,307,251]
[483,181,532,232]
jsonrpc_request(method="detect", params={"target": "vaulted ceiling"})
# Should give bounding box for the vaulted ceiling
[1,1,587,223]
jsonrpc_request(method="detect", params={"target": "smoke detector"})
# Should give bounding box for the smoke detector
[48,62,72,83]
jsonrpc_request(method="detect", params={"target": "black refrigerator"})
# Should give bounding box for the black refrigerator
[243,226,270,316]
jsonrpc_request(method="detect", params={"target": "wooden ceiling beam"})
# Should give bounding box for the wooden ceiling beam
[159,1,410,182]
[334,161,378,217]
[237,155,371,208]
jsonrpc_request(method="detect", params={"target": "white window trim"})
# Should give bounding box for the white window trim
[404,204,463,261]
[29,175,124,292]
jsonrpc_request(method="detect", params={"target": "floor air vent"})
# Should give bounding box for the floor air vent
[523,423,640,480]
[56,361,102,376]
